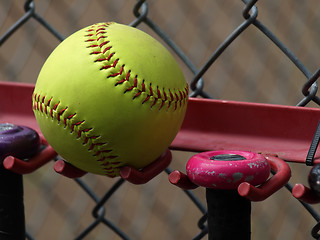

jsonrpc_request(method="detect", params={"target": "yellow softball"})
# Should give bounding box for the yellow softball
[32,22,188,177]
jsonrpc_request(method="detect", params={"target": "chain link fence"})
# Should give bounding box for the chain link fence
[1,0,320,239]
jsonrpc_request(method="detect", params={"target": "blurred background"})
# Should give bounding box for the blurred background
[1,0,320,239]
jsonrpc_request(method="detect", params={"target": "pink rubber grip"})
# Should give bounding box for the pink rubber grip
[186,150,270,189]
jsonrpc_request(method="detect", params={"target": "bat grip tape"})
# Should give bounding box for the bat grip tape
[0,162,25,240]
[206,188,251,240]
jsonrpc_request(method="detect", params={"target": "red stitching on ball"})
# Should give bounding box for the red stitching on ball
[141,80,146,92]
[151,98,158,108]
[67,113,76,119]
[102,46,112,54]
[97,36,106,41]
[53,102,60,120]
[159,100,165,110]
[59,107,67,115]
[97,157,105,162]
[133,75,137,87]
[96,31,106,36]
[94,150,112,156]
[97,24,109,28]
[106,52,115,61]
[77,130,82,138]
[108,64,124,78]
[96,27,106,32]
[149,84,153,96]
[40,102,43,113]
[89,142,107,151]
[100,59,118,70]
[75,120,85,126]
[33,94,120,176]
[142,95,150,104]
[114,71,129,86]
[47,97,52,106]
[95,58,107,62]
[157,87,161,98]
[53,102,59,110]
[90,51,101,55]
[163,90,167,101]
[175,93,179,109]
[169,90,174,102]
[85,23,189,111]
[99,41,108,48]
[133,91,142,99]
[112,59,119,67]
[115,79,126,86]
[58,107,68,124]
[124,86,134,93]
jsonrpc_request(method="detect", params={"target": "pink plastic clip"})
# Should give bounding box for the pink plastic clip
[3,136,57,174]
[292,184,320,204]
[120,149,172,184]
[169,170,199,190]
[54,160,88,178]
[54,149,172,183]
[238,155,291,201]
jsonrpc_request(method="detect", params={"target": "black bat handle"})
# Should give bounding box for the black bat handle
[206,188,251,240]
[0,123,40,239]
[0,165,25,239]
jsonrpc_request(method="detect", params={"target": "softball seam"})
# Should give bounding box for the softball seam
[85,22,189,110]
[32,93,120,177]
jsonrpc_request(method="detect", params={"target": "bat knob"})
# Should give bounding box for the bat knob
[186,150,270,189]
[308,164,320,197]
[0,123,40,160]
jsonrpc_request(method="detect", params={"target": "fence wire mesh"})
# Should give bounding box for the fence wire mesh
[1,0,320,239]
